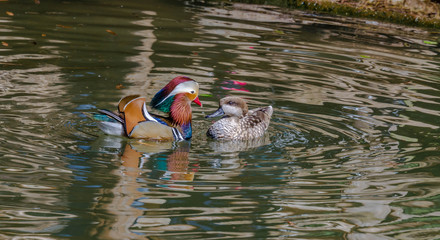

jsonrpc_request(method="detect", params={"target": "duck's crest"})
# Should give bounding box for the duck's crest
[150,76,194,112]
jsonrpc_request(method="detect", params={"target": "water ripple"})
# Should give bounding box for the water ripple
[1,1,440,239]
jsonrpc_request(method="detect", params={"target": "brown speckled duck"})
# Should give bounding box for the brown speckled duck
[205,96,273,140]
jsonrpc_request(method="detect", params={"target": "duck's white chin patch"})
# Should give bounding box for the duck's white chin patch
[222,104,243,117]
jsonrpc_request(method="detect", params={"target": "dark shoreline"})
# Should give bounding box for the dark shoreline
[215,0,440,29]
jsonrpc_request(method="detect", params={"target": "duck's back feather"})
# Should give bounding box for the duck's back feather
[207,106,272,140]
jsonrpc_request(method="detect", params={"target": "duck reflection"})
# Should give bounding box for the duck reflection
[123,140,196,183]
[208,134,271,153]
[94,137,196,239]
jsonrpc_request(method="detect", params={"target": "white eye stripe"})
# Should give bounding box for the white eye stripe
[172,81,198,94]
[157,81,199,105]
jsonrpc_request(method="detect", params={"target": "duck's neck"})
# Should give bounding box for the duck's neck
[170,93,192,132]
[151,92,174,113]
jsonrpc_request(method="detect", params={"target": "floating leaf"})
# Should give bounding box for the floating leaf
[56,24,72,29]
[106,29,117,36]
[360,55,371,58]
[404,99,414,108]
[287,221,295,226]
[41,33,46,37]
[115,84,125,90]
[274,29,285,34]
[199,94,212,97]
[6,11,14,16]
[423,40,438,45]
[1,41,8,47]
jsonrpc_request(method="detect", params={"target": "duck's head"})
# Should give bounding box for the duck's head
[206,96,248,118]
[150,76,202,113]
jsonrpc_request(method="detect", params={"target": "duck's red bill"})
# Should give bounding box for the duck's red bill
[193,96,202,106]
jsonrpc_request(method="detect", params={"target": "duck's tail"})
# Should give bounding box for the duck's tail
[262,106,273,117]
[86,110,125,136]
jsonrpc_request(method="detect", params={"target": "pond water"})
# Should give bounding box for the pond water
[1,0,440,239]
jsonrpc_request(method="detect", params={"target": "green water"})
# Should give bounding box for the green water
[1,0,440,239]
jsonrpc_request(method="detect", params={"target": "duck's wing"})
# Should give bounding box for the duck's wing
[85,109,125,136]
[248,106,273,122]
[119,95,184,140]
[243,106,273,137]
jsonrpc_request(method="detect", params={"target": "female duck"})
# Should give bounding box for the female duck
[95,76,202,141]
[205,96,272,140]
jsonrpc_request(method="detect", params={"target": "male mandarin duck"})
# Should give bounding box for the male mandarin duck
[96,76,201,141]
[205,96,273,140]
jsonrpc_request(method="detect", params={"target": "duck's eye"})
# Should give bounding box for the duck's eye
[228,101,234,105]
[190,90,195,94]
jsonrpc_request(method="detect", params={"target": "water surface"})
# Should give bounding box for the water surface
[1,0,440,239]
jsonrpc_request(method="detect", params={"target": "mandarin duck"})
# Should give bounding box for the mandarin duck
[205,96,272,140]
[95,76,201,141]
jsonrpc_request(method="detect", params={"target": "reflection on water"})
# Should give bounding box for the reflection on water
[208,135,271,152]
[1,0,440,239]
